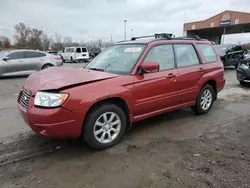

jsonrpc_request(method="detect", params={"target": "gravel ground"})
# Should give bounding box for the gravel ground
[0,65,249,188]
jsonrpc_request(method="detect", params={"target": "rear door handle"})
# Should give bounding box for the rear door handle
[166,73,176,78]
[199,68,204,72]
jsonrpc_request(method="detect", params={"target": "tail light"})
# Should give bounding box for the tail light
[55,57,61,61]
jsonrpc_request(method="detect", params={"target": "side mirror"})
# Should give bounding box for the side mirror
[141,62,159,73]
[2,57,9,61]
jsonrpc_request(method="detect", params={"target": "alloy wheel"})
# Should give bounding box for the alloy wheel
[94,112,121,144]
[200,89,212,111]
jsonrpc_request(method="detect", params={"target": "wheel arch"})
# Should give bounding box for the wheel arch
[201,79,217,100]
[82,97,132,135]
[42,63,53,70]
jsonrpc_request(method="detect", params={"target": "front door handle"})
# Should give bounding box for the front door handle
[199,68,204,72]
[166,73,176,79]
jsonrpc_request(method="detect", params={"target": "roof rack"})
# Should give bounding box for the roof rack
[173,35,208,41]
[131,33,174,41]
[130,33,209,42]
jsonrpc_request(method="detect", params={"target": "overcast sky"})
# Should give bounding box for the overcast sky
[0,0,250,44]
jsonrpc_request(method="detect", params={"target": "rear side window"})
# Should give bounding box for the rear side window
[7,51,25,60]
[25,51,46,58]
[76,48,81,53]
[82,48,87,52]
[198,44,217,63]
[174,44,200,68]
[144,45,175,71]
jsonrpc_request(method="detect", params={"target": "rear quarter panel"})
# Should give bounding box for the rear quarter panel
[194,42,225,93]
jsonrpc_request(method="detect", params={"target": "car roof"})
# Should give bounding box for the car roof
[116,34,213,45]
[2,49,45,52]
[116,39,212,45]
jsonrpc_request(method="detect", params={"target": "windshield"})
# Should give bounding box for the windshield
[86,44,146,75]
[0,51,10,58]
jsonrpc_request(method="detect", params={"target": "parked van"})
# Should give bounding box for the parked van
[62,47,90,63]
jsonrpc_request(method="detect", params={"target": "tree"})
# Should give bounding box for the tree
[0,36,11,48]
[63,36,73,46]
[41,33,51,51]
[13,22,30,48]
[27,28,43,49]
[54,32,62,44]
[3,38,11,48]
[51,32,64,50]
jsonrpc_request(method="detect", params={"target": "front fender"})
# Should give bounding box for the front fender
[61,81,134,112]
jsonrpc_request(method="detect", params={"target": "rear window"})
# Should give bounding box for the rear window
[82,48,87,52]
[25,51,46,58]
[198,44,217,63]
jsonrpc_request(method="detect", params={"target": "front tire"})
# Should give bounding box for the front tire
[239,81,246,85]
[191,85,215,115]
[83,104,127,150]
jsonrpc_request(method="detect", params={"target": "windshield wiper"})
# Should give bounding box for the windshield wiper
[88,68,105,72]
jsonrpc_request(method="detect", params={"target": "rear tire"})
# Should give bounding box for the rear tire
[42,64,53,69]
[83,104,127,150]
[191,85,215,115]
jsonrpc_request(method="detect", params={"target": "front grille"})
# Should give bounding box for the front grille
[19,90,32,108]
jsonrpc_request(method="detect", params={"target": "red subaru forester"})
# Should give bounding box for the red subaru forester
[17,34,225,149]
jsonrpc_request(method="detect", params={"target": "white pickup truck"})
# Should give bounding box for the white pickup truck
[61,46,92,63]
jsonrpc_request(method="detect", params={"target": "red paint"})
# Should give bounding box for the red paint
[141,62,159,72]
[17,39,225,138]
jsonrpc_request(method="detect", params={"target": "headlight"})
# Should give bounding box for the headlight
[34,92,69,107]
[241,63,249,69]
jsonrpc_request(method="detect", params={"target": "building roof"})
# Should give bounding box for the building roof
[184,10,250,31]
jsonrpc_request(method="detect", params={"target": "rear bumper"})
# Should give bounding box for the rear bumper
[17,98,86,138]
[237,67,250,82]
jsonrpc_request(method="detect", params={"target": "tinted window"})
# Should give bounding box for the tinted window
[82,48,87,52]
[198,44,217,63]
[7,51,24,60]
[174,44,200,68]
[25,51,46,58]
[76,48,81,53]
[144,45,175,71]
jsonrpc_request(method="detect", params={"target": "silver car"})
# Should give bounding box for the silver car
[0,49,63,77]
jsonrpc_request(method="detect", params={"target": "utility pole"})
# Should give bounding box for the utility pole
[222,27,226,44]
[110,34,113,44]
[131,29,133,39]
[124,20,127,41]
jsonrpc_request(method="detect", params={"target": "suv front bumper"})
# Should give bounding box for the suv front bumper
[17,97,86,138]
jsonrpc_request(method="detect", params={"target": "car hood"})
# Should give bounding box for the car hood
[23,67,119,95]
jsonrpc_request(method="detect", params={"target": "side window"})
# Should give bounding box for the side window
[198,44,217,63]
[82,48,87,52]
[144,45,175,71]
[76,48,81,53]
[25,51,46,58]
[174,44,200,68]
[7,52,24,60]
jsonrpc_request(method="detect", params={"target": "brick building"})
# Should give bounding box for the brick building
[183,10,250,44]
